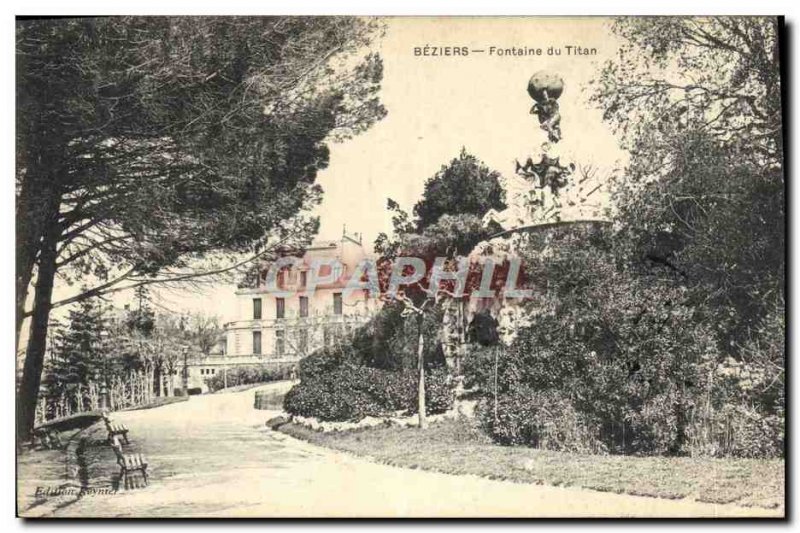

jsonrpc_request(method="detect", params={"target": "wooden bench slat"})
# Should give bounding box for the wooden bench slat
[103,413,131,445]
[33,428,63,449]
[111,435,148,489]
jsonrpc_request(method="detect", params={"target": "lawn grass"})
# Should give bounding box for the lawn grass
[279,417,784,510]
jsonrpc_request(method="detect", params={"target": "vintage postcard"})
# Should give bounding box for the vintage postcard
[15,15,785,518]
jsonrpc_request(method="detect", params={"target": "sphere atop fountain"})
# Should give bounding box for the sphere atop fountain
[527,71,564,103]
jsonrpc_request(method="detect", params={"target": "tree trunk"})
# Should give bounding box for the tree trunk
[150,366,156,402]
[88,382,97,411]
[417,315,427,430]
[15,149,63,358]
[15,241,35,355]
[16,221,60,442]
[59,392,67,420]
[15,174,46,354]
[156,364,165,397]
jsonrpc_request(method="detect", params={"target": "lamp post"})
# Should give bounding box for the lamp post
[100,381,109,411]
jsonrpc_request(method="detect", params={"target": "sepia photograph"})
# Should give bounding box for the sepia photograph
[14,14,786,518]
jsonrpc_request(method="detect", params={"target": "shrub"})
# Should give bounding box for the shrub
[204,363,295,393]
[285,302,456,422]
[684,306,785,458]
[284,364,455,422]
[462,344,499,392]
[686,402,784,459]
[463,224,783,458]
[464,278,718,455]
[477,388,606,454]
[283,366,382,421]
[412,369,456,415]
[298,350,344,381]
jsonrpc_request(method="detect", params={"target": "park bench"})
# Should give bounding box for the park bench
[111,436,148,489]
[33,427,63,450]
[102,412,130,444]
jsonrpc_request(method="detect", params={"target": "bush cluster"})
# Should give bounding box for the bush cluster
[283,299,456,422]
[204,363,295,393]
[284,358,454,422]
[464,226,784,458]
[476,387,606,454]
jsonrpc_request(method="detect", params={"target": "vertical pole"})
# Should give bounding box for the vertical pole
[417,313,427,429]
[182,347,189,394]
[493,346,499,424]
[100,381,108,411]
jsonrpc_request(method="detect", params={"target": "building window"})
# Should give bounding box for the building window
[277,267,287,289]
[300,270,307,288]
[276,297,285,319]
[299,296,309,318]
[275,330,285,356]
[333,293,343,315]
[253,331,262,355]
[253,298,262,320]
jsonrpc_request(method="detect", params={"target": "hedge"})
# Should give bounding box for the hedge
[284,365,454,422]
[204,363,295,393]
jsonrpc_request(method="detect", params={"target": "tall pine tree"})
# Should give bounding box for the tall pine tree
[43,298,109,418]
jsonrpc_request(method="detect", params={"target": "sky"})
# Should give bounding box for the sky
[50,17,630,325]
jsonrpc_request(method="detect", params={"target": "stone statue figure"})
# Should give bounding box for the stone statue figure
[515,154,575,195]
[530,93,562,143]
[527,71,565,143]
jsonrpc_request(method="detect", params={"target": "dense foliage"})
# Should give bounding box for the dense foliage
[283,300,456,422]
[39,293,224,422]
[204,363,295,393]
[412,148,506,232]
[42,299,110,419]
[465,222,782,458]
[375,149,504,259]
[284,364,454,422]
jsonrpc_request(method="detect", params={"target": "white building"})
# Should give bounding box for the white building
[224,233,379,364]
